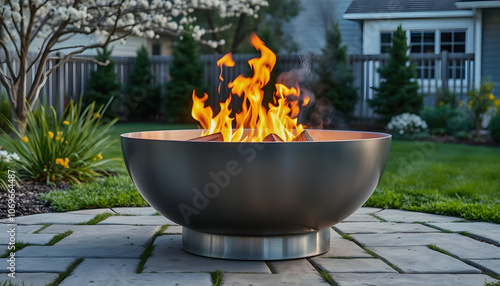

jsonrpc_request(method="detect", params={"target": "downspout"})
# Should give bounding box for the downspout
[474,8,482,88]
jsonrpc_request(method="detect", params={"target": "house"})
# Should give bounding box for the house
[343,0,500,91]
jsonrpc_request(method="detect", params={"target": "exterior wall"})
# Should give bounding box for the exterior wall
[147,36,174,56]
[481,8,500,91]
[107,35,149,56]
[333,0,362,54]
[362,17,475,54]
[282,0,362,54]
[26,34,149,56]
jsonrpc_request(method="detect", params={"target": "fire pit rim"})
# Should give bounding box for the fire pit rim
[120,129,392,143]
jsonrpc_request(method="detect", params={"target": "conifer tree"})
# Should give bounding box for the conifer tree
[165,34,206,123]
[84,46,122,119]
[368,25,423,123]
[125,45,161,121]
[314,21,358,117]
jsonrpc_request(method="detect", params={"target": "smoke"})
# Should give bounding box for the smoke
[275,55,317,125]
[275,54,342,129]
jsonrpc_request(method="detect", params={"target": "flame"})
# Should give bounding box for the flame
[191,33,307,142]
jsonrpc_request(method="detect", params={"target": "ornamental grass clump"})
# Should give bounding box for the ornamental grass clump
[387,113,428,138]
[2,101,118,185]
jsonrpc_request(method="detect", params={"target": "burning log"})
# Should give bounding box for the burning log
[292,130,314,142]
[188,132,224,142]
[263,133,284,142]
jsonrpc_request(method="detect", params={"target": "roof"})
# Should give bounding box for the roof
[344,0,475,20]
[345,0,460,14]
[456,0,500,8]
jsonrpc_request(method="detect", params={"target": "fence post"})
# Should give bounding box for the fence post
[441,51,449,94]
[56,52,65,115]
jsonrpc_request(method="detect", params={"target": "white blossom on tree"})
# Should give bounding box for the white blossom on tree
[0,0,268,134]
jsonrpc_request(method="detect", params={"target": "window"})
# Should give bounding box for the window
[378,29,467,79]
[441,31,466,53]
[380,32,392,53]
[152,43,161,56]
[410,31,436,78]
[410,31,435,54]
[441,31,466,79]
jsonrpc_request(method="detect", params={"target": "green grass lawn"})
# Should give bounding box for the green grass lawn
[366,140,500,223]
[41,124,500,223]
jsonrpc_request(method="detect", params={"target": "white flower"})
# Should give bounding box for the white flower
[11,2,20,12]
[11,11,22,22]
[11,153,20,161]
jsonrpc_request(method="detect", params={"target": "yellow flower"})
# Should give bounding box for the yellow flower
[55,157,70,169]
[65,141,68,144]
[439,101,444,106]
[460,100,465,107]
[48,131,54,138]
[468,101,473,109]
[55,136,60,141]
[21,136,29,143]
[63,121,70,125]
[495,99,500,107]
[93,113,100,118]
[94,153,103,161]
[489,93,495,101]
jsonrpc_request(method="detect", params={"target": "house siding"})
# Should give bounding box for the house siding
[283,0,361,55]
[481,8,500,91]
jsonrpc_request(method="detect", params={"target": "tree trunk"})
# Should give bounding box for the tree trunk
[11,106,27,138]
[11,55,29,137]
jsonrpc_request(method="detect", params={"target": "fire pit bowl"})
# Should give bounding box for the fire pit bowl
[121,129,391,260]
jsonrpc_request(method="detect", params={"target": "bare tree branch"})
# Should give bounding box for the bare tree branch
[205,11,223,53]
[26,34,51,73]
[0,39,16,80]
[0,67,15,107]
[29,11,53,43]
[230,14,247,53]
[0,20,22,58]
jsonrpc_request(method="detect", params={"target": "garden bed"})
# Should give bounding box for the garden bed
[0,182,70,218]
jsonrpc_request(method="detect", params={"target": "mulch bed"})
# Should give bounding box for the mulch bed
[0,182,71,219]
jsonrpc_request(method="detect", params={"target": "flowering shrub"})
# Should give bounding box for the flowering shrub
[388,113,428,137]
[0,148,20,191]
[467,80,495,138]
[2,101,118,185]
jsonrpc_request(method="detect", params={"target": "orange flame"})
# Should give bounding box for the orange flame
[191,33,307,142]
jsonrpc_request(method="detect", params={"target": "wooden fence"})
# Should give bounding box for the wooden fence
[0,52,474,118]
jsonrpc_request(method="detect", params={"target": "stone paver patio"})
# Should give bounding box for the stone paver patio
[1,207,499,286]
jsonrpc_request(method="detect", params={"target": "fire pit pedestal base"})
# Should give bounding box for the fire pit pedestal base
[182,227,330,260]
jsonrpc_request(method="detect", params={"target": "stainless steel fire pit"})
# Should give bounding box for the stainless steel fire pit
[121,129,391,260]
